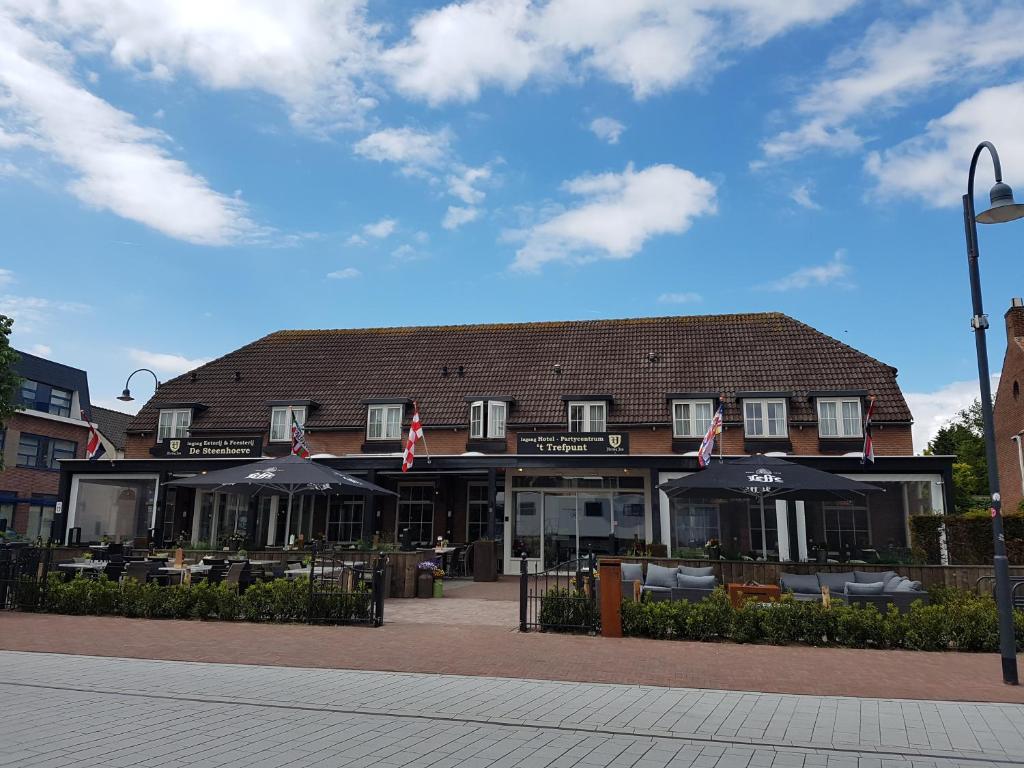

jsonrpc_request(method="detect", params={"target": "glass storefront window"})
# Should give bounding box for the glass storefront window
[822,502,870,550]
[73,477,156,543]
[512,491,541,558]
[748,502,778,555]
[398,484,434,544]
[327,495,364,543]
[671,499,720,550]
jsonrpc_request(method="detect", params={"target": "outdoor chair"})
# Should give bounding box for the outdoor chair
[120,561,152,584]
[223,562,250,591]
[631,563,719,604]
[454,543,473,578]
[204,563,229,585]
[779,570,929,613]
[103,561,125,581]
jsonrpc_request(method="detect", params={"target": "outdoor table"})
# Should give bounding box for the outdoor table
[433,547,457,575]
[284,562,364,580]
[727,582,781,608]
[58,561,107,575]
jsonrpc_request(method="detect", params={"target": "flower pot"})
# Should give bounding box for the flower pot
[433,579,443,598]
[416,571,434,598]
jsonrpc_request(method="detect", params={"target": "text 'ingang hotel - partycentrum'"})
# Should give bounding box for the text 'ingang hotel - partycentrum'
[56,312,953,572]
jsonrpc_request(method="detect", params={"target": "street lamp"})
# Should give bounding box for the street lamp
[116,368,160,402]
[963,140,1024,686]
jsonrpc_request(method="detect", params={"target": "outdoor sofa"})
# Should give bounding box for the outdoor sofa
[779,570,930,612]
[622,562,719,604]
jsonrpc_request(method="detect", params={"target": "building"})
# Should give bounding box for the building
[90,406,132,460]
[57,313,952,570]
[993,298,1024,513]
[1,351,93,538]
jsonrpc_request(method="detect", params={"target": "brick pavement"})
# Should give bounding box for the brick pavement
[3,652,1024,767]
[2,613,1024,704]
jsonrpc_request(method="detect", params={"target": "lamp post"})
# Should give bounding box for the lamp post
[963,140,1024,685]
[116,368,160,402]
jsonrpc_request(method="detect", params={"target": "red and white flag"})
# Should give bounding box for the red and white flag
[83,411,106,461]
[291,410,311,459]
[402,404,424,472]
[861,396,876,464]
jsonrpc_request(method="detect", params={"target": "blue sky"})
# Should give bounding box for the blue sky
[2,1,1024,450]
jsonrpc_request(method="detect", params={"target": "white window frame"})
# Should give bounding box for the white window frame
[397,482,434,544]
[466,482,489,541]
[742,399,787,438]
[469,400,508,439]
[270,406,306,443]
[367,404,403,441]
[157,409,192,441]
[816,398,863,438]
[568,401,607,433]
[671,399,714,438]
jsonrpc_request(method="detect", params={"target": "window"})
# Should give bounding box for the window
[0,491,14,529]
[822,502,870,550]
[670,500,720,549]
[17,434,76,470]
[270,406,306,442]
[158,409,191,440]
[327,495,364,543]
[672,400,713,438]
[367,404,403,440]
[26,497,57,541]
[568,401,606,433]
[467,483,490,541]
[817,398,862,438]
[748,502,779,554]
[19,379,74,417]
[743,399,787,437]
[398,484,434,544]
[469,400,507,439]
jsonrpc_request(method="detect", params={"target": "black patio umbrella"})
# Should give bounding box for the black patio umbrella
[167,455,396,539]
[658,455,881,560]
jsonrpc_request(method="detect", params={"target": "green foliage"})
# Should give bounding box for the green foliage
[0,314,19,468]
[909,515,943,564]
[620,588,1022,652]
[925,399,987,511]
[911,512,1024,564]
[538,587,599,631]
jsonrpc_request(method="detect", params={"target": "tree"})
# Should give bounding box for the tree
[0,315,19,468]
[926,399,987,511]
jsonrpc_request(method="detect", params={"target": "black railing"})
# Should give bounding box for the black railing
[0,545,52,612]
[519,552,599,633]
[306,545,386,627]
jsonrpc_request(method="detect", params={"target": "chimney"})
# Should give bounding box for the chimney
[1007,298,1024,340]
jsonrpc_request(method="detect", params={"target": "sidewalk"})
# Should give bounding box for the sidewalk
[2,613,1024,704]
[2,651,1023,766]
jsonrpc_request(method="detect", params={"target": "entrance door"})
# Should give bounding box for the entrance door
[543,494,578,568]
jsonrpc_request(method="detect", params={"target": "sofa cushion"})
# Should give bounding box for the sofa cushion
[893,579,924,592]
[817,571,856,593]
[780,572,820,594]
[645,563,677,589]
[883,575,907,592]
[854,570,896,584]
[676,574,717,589]
[621,563,644,583]
[845,581,885,595]
[678,565,715,577]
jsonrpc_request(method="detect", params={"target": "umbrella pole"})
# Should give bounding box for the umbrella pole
[284,491,294,545]
[759,495,768,561]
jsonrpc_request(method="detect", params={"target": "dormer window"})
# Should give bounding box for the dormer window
[158,408,191,440]
[817,398,862,438]
[672,400,713,438]
[568,401,606,433]
[367,404,403,440]
[469,401,507,439]
[270,406,306,442]
[743,399,787,437]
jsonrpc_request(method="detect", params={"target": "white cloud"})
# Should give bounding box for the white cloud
[391,243,426,261]
[866,82,1024,206]
[589,116,625,144]
[0,14,259,245]
[657,291,701,304]
[0,268,13,287]
[345,234,367,246]
[0,293,90,334]
[27,343,52,357]
[759,5,1024,163]
[353,127,451,173]
[383,0,855,104]
[127,347,209,376]
[790,182,821,210]
[443,205,480,230]
[905,375,998,454]
[511,162,716,272]
[21,0,381,132]
[413,230,430,244]
[362,218,397,238]
[447,165,491,205]
[762,250,850,291]
[327,267,361,279]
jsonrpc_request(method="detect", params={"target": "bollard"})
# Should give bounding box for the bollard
[599,558,622,638]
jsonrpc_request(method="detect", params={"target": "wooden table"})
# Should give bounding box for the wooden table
[727,582,781,608]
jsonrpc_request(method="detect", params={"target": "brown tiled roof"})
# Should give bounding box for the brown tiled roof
[127,312,912,433]
[91,405,133,449]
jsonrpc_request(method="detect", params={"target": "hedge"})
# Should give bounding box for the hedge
[620,587,1024,652]
[39,575,372,623]
[910,512,1024,564]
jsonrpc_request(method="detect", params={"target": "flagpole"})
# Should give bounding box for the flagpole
[415,400,432,465]
[759,494,768,561]
[718,395,725,464]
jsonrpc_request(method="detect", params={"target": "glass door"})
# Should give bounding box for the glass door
[612,492,645,554]
[543,494,578,568]
[512,491,541,558]
[577,494,611,555]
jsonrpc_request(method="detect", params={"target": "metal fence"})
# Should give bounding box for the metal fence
[519,552,599,633]
[306,546,386,627]
[0,545,52,612]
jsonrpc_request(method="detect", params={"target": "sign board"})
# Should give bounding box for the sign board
[517,432,629,455]
[157,437,262,458]
[55,501,63,516]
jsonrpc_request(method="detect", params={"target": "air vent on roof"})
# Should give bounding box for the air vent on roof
[647,352,658,363]
[457,365,465,377]
[553,363,562,375]
[441,366,449,377]
[190,372,198,382]
[233,371,241,382]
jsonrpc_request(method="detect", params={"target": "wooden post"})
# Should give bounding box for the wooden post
[599,558,623,638]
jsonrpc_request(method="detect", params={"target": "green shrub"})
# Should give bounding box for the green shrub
[904,604,950,651]
[730,601,766,644]
[686,588,732,641]
[538,588,598,631]
[832,604,885,649]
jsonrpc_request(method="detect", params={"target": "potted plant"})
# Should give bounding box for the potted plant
[416,559,437,598]
[432,565,445,598]
[704,537,721,560]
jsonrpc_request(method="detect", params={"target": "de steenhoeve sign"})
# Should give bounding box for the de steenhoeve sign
[158,437,263,458]
[517,432,629,455]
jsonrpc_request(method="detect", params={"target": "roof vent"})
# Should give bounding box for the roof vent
[646,352,658,363]
[457,365,465,377]
[233,371,241,382]
[553,363,562,375]
[190,372,198,382]
[441,366,449,377]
